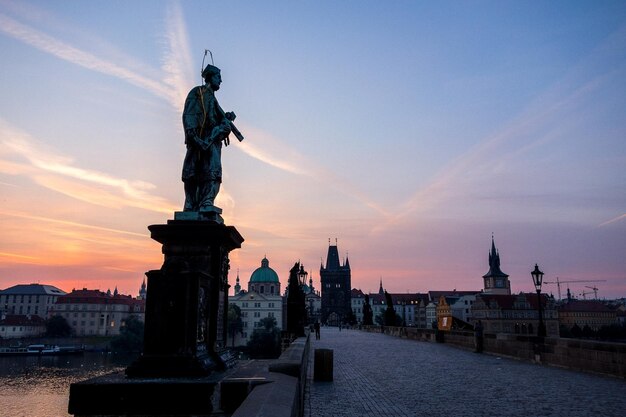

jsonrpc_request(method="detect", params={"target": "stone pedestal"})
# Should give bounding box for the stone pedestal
[69,218,243,416]
[127,219,243,377]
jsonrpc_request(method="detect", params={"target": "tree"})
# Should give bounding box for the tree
[247,316,281,359]
[227,304,244,347]
[384,291,397,326]
[110,315,144,353]
[362,295,373,326]
[46,315,72,337]
[582,324,594,338]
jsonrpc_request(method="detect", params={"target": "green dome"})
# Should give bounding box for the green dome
[250,257,279,283]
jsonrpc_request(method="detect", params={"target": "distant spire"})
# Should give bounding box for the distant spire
[234,269,241,295]
[379,278,384,295]
[139,278,147,300]
[113,286,118,296]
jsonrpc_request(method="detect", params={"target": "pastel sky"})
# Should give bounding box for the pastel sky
[0,0,624,299]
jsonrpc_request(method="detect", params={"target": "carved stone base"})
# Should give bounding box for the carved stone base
[127,220,243,378]
[175,207,223,224]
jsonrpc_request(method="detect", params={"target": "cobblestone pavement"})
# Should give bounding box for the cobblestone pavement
[304,327,626,417]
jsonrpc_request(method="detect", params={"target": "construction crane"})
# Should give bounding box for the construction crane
[580,290,596,300]
[543,277,606,300]
[584,286,599,300]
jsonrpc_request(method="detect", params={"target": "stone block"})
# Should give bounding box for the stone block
[314,348,334,381]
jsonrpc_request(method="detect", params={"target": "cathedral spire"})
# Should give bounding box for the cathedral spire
[378,278,384,295]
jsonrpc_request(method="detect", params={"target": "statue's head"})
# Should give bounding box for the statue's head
[202,64,222,90]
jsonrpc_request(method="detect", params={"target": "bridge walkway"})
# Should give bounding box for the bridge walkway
[304,327,625,417]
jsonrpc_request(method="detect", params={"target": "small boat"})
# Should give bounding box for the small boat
[0,344,84,356]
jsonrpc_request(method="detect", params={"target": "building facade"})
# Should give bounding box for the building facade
[320,243,351,325]
[558,300,617,331]
[0,313,46,339]
[228,257,283,346]
[48,288,145,336]
[472,293,559,337]
[0,284,66,318]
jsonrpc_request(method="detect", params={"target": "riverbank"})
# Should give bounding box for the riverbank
[0,336,115,352]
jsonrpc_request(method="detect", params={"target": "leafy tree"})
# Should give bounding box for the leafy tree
[362,295,373,325]
[110,315,144,353]
[383,291,397,326]
[247,317,281,359]
[46,315,72,337]
[227,303,244,347]
[559,325,572,338]
[582,324,594,338]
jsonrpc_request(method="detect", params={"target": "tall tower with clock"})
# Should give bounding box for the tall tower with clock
[482,236,511,295]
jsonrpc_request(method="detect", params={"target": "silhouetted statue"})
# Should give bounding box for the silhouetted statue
[182,63,243,212]
[287,262,307,337]
[362,294,373,325]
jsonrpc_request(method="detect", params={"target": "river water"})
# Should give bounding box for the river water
[0,353,135,417]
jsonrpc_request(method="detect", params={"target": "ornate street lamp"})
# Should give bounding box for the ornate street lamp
[297,265,308,287]
[531,264,546,337]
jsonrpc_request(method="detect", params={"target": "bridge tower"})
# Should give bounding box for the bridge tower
[482,236,511,295]
[320,240,351,325]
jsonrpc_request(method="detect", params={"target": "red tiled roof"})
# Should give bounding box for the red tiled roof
[0,314,46,326]
[351,288,365,297]
[558,300,613,313]
[476,293,551,310]
[369,293,429,305]
[55,289,144,307]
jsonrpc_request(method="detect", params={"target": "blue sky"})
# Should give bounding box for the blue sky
[0,0,624,298]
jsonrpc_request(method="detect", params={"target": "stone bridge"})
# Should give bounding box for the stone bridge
[305,327,625,417]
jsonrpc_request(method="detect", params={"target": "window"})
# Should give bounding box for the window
[254,302,261,308]
[260,286,264,294]
[254,312,260,318]
[268,312,274,318]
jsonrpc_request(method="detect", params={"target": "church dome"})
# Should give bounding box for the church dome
[250,257,279,283]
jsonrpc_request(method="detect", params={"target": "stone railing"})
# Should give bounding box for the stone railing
[226,333,311,417]
[360,325,625,378]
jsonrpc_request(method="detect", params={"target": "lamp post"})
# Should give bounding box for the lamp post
[531,264,546,337]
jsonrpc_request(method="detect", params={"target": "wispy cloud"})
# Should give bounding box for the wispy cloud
[599,214,626,227]
[0,119,177,213]
[373,40,624,234]
[237,125,390,217]
[0,12,177,107]
[161,0,195,110]
[0,210,147,238]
